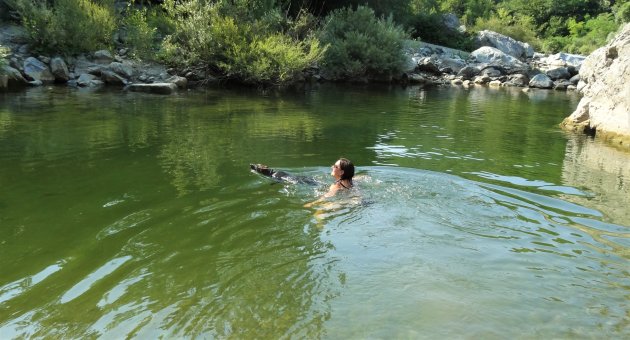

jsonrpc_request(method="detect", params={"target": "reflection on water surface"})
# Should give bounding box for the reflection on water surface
[0,85,628,338]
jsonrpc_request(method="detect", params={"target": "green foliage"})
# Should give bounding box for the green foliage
[5,0,116,54]
[438,0,494,25]
[615,1,630,23]
[318,6,409,80]
[145,6,176,37]
[0,44,9,74]
[473,7,541,49]
[121,4,158,59]
[406,13,476,51]
[160,0,325,84]
[563,13,618,54]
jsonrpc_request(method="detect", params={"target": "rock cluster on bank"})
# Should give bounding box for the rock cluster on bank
[1,22,587,95]
[400,36,585,92]
[0,24,193,94]
[560,22,630,148]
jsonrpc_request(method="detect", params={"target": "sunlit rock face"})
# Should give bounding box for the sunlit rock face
[561,23,630,148]
[561,135,630,226]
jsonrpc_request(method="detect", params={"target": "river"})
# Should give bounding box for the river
[0,84,628,338]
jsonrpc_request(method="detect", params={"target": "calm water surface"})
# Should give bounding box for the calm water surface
[0,84,628,338]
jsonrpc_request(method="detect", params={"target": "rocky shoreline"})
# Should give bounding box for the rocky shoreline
[1,23,586,94]
[2,23,629,148]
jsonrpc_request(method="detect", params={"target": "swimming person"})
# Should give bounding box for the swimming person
[304,158,354,208]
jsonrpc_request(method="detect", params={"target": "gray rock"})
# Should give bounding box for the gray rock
[553,79,573,90]
[457,66,480,80]
[126,83,178,95]
[18,44,29,55]
[529,73,554,89]
[480,67,502,77]
[1,65,28,88]
[94,50,113,63]
[473,75,491,84]
[562,22,630,139]
[108,61,133,78]
[50,57,70,82]
[546,67,571,80]
[402,55,418,73]
[416,57,441,74]
[569,74,580,85]
[489,80,502,87]
[9,57,21,71]
[23,57,55,83]
[77,73,98,86]
[505,73,529,87]
[407,73,428,83]
[439,57,466,73]
[167,75,188,88]
[38,55,50,64]
[87,65,106,76]
[101,70,127,85]
[471,46,527,69]
[543,52,586,68]
[475,30,534,59]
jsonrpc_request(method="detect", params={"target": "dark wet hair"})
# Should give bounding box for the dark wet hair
[338,158,354,181]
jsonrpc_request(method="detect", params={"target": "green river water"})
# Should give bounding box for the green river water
[0,84,628,338]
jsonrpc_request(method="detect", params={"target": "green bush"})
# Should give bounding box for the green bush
[407,13,476,51]
[562,13,619,54]
[318,5,409,80]
[160,0,325,84]
[616,2,630,23]
[6,0,116,54]
[541,36,569,54]
[120,5,157,59]
[0,44,9,74]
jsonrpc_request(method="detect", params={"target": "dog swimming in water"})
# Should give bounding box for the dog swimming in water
[250,164,318,185]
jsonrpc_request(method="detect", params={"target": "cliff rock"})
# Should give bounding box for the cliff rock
[561,23,630,148]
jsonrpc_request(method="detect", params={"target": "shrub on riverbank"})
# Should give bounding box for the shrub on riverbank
[0,44,8,74]
[159,0,325,85]
[4,0,116,54]
[318,6,409,80]
[119,5,159,60]
[406,12,475,52]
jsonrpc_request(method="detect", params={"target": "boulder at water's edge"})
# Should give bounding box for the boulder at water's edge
[561,23,630,148]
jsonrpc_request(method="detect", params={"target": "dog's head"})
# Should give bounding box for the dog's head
[250,163,274,176]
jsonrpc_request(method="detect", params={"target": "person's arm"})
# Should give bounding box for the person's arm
[304,184,338,208]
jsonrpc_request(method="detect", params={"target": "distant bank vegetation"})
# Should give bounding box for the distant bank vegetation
[1,0,629,84]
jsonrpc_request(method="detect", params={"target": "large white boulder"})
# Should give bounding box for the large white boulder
[470,46,528,70]
[561,23,630,146]
[475,30,534,59]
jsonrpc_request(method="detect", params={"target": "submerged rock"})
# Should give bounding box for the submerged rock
[126,83,178,95]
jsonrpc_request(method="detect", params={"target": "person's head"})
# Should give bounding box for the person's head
[331,158,354,181]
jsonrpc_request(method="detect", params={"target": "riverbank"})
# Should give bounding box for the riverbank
[2,21,630,150]
[0,22,585,94]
